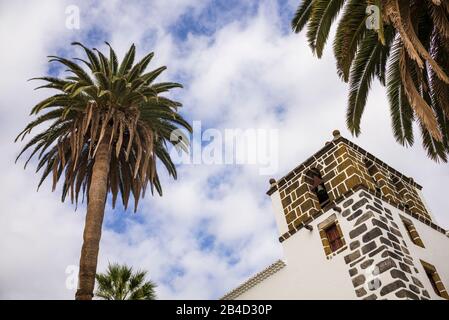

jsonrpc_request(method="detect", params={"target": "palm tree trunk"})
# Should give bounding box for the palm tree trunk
[75,137,111,300]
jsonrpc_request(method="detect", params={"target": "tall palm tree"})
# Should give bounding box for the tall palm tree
[95,263,157,300]
[292,0,449,161]
[15,42,191,300]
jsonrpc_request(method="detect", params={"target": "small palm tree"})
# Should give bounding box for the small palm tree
[16,42,191,299]
[292,0,449,161]
[95,263,156,300]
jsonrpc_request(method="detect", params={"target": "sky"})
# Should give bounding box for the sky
[0,0,448,299]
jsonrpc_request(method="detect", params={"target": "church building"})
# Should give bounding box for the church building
[222,130,449,300]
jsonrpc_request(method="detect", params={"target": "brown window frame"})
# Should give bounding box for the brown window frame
[421,260,449,299]
[324,223,344,253]
[401,216,425,248]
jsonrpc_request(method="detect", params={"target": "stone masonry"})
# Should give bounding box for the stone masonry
[266,130,444,300]
[223,130,449,300]
[341,190,430,300]
[268,130,432,239]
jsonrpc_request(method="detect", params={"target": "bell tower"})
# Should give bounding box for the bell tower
[223,131,449,300]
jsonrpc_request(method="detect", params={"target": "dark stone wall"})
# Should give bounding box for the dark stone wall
[341,191,430,300]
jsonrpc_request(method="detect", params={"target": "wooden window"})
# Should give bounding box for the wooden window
[421,261,449,299]
[401,217,425,248]
[319,215,346,256]
[325,223,344,252]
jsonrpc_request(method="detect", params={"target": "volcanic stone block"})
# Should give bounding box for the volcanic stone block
[366,205,382,215]
[281,195,292,207]
[391,269,408,282]
[347,209,363,221]
[360,191,373,200]
[381,250,401,260]
[392,242,401,251]
[379,237,392,247]
[395,289,419,300]
[399,262,412,274]
[343,199,354,208]
[352,274,366,288]
[350,224,367,239]
[368,245,387,258]
[362,240,377,255]
[376,258,397,274]
[409,284,420,294]
[285,211,296,224]
[349,268,358,277]
[349,240,360,250]
[344,250,361,264]
[380,280,406,296]
[411,276,424,288]
[379,216,388,224]
[393,249,404,258]
[387,232,400,243]
[356,287,367,297]
[390,227,402,238]
[352,199,368,211]
[285,181,299,194]
[373,202,383,210]
[354,212,375,226]
[362,227,382,243]
[372,219,389,232]
[349,256,365,268]
[361,259,374,269]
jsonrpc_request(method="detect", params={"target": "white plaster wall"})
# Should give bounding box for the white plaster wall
[236,199,361,299]
[270,189,289,236]
[233,190,449,300]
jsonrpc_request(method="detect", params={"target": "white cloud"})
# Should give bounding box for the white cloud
[0,0,447,300]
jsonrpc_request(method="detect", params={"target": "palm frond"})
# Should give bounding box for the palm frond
[16,42,192,211]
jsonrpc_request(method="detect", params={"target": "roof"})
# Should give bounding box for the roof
[267,134,423,195]
[220,259,286,300]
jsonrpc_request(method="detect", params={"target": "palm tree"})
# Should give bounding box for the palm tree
[95,263,156,300]
[292,0,449,161]
[15,42,191,300]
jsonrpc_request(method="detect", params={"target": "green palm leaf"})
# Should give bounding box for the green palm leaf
[291,0,449,161]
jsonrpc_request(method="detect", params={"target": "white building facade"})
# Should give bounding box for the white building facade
[222,131,449,300]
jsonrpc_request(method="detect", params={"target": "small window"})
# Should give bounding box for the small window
[311,171,330,207]
[425,268,440,296]
[421,261,449,299]
[325,223,344,252]
[319,215,346,256]
[401,217,425,248]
